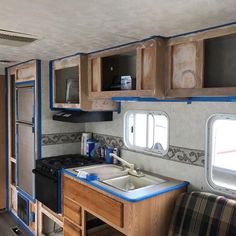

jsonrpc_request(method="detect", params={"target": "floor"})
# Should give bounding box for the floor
[0,212,28,236]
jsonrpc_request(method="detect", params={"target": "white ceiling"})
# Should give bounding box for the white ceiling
[0,0,236,73]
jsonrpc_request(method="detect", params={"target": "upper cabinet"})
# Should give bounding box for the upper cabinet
[166,26,236,97]
[88,37,166,99]
[15,61,37,82]
[50,54,117,111]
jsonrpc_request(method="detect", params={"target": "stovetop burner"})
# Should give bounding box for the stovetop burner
[37,154,103,172]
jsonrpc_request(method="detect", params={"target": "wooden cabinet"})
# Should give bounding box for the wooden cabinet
[166,25,236,97]
[16,62,37,82]
[64,176,123,228]
[50,54,117,111]
[63,174,186,236]
[64,197,82,226]
[64,218,82,236]
[88,37,166,99]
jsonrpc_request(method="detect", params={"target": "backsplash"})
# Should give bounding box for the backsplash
[42,132,204,167]
[42,132,82,146]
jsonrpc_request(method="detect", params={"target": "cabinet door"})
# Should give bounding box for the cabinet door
[16,64,36,82]
[16,123,35,197]
[52,56,81,109]
[64,197,82,226]
[172,42,203,89]
[64,218,82,236]
[16,86,34,124]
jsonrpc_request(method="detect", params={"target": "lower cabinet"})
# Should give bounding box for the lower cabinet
[64,218,82,236]
[63,174,186,236]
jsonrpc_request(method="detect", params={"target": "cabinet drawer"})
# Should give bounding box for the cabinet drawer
[64,218,82,236]
[64,197,81,226]
[63,176,124,228]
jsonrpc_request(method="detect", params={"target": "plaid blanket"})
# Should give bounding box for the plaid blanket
[168,192,236,236]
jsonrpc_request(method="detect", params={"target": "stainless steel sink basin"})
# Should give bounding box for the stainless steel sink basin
[74,164,128,180]
[102,174,167,192]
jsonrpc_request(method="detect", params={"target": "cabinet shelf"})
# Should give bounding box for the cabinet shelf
[51,55,118,111]
[88,38,166,99]
[166,26,236,98]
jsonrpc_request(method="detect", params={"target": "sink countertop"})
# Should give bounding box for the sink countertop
[62,165,189,202]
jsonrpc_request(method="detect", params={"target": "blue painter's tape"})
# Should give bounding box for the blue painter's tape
[112,96,236,103]
[62,169,189,203]
[169,21,236,39]
[7,59,37,69]
[37,60,42,160]
[8,211,34,236]
[57,170,62,213]
[49,60,54,111]
[15,80,35,87]
[112,97,187,102]
[5,68,9,211]
[16,187,36,204]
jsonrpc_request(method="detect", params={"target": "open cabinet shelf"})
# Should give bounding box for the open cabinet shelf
[166,25,236,97]
[51,54,118,111]
[88,38,166,99]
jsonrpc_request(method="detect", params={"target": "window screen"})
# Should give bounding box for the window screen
[124,110,169,155]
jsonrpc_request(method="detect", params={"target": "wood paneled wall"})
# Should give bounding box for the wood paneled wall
[0,75,6,210]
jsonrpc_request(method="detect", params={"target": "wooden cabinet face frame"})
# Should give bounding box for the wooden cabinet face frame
[166,25,236,98]
[52,55,81,109]
[88,38,165,99]
[51,55,118,111]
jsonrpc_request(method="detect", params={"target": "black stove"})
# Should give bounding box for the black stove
[33,154,103,213]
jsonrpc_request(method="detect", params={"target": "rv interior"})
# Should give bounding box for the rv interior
[0,1,236,235]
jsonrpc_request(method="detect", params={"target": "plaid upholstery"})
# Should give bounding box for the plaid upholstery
[168,192,236,236]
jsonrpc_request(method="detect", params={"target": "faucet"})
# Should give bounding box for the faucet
[110,153,145,177]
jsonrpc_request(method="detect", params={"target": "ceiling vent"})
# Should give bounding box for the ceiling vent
[0,29,38,47]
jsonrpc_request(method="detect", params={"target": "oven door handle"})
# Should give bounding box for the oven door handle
[32,169,57,182]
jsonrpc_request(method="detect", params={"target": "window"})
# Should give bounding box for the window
[206,114,236,195]
[124,110,169,155]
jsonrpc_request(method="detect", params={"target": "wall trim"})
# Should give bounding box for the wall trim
[42,132,204,167]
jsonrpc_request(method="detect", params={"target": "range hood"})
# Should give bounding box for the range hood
[53,111,113,123]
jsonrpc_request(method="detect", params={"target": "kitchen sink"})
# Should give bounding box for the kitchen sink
[101,174,167,192]
[74,164,128,180]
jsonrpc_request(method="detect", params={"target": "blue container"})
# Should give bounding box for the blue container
[86,139,96,158]
[105,147,113,164]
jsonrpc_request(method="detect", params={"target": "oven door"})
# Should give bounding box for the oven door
[32,169,60,213]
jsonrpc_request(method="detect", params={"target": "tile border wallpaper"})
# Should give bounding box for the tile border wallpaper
[42,132,82,146]
[42,132,204,167]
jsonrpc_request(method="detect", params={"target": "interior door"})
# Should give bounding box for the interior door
[16,84,35,197]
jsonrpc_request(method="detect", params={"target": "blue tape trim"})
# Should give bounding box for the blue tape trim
[112,96,236,103]
[62,169,189,202]
[49,60,54,111]
[8,211,34,236]
[5,68,9,211]
[17,187,36,204]
[57,170,62,213]
[117,102,121,114]
[17,192,30,226]
[88,36,164,55]
[169,21,236,39]
[15,80,35,87]
[50,52,86,64]
[6,59,38,69]
[37,60,42,160]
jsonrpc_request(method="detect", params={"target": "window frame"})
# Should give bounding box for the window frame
[205,113,236,196]
[123,110,169,156]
